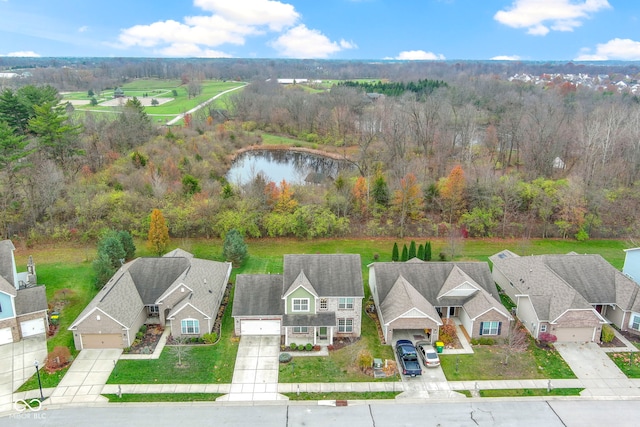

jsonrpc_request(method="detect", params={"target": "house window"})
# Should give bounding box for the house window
[480,321,501,336]
[338,298,354,310]
[632,315,640,331]
[338,318,353,333]
[540,324,547,333]
[147,305,159,316]
[319,298,328,310]
[292,298,309,312]
[293,326,308,334]
[0,302,2,312]
[181,319,200,334]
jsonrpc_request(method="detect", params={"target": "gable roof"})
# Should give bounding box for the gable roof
[371,261,508,324]
[283,254,363,297]
[233,274,284,317]
[380,275,441,325]
[283,270,319,298]
[0,275,16,297]
[489,252,625,321]
[14,286,48,315]
[70,250,231,330]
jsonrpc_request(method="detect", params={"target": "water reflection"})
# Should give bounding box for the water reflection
[227,150,354,185]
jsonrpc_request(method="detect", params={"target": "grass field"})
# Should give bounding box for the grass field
[284,391,401,400]
[103,393,223,402]
[478,388,583,397]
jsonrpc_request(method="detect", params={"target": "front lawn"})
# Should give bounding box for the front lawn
[608,352,640,378]
[107,286,238,384]
[441,341,575,381]
[284,392,400,400]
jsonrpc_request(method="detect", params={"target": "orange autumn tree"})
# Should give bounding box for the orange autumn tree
[438,165,466,224]
[147,208,169,256]
[352,176,369,219]
[273,179,297,214]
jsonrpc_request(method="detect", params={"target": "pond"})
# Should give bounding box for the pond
[226,149,354,185]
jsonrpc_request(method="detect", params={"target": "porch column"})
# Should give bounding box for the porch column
[284,327,288,346]
[313,327,317,345]
[329,326,333,344]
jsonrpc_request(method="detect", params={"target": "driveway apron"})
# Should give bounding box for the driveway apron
[555,342,640,397]
[48,348,122,405]
[0,336,47,413]
[219,335,286,401]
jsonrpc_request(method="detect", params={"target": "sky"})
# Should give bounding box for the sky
[0,0,639,61]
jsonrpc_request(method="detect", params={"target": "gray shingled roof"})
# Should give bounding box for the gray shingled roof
[128,257,190,304]
[372,262,507,324]
[0,240,16,288]
[0,275,16,297]
[233,275,284,317]
[490,253,598,322]
[283,270,319,298]
[15,286,47,315]
[282,312,336,326]
[380,275,441,324]
[70,251,231,331]
[283,254,363,297]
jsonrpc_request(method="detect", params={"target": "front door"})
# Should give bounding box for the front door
[319,327,327,339]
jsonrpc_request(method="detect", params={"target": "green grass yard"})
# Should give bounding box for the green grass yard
[103,393,223,402]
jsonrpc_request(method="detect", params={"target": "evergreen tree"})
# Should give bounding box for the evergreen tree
[147,209,169,256]
[408,240,417,260]
[372,174,389,207]
[417,244,424,260]
[92,251,116,289]
[401,244,408,262]
[425,241,432,261]
[223,229,248,267]
[392,242,399,261]
[117,230,136,261]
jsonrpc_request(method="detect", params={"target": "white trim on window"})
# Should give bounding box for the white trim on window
[292,298,309,312]
[181,318,200,334]
[540,324,547,333]
[632,315,640,331]
[338,318,353,333]
[293,326,308,334]
[338,297,354,310]
[481,321,499,336]
[319,298,328,311]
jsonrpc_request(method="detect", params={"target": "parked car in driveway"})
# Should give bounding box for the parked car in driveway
[395,339,422,376]
[416,340,440,368]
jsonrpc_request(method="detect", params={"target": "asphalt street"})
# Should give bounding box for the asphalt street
[4,400,640,427]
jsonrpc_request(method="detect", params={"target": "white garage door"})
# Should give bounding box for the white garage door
[240,320,280,336]
[0,327,13,345]
[554,327,595,342]
[20,318,46,337]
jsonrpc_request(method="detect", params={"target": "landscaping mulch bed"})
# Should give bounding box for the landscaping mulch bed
[127,325,164,354]
[598,335,626,348]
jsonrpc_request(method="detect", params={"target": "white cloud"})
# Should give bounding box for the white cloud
[78,26,89,33]
[389,50,445,60]
[494,0,611,36]
[270,24,356,58]
[491,55,521,60]
[575,38,640,61]
[194,0,299,31]
[117,0,350,58]
[0,51,41,57]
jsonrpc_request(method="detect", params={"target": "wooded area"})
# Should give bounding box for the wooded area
[0,58,639,244]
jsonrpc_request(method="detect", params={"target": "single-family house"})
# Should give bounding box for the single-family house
[623,248,640,283]
[232,254,364,345]
[368,260,512,344]
[69,249,232,350]
[489,250,640,342]
[0,240,48,345]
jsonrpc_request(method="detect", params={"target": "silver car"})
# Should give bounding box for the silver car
[415,340,440,368]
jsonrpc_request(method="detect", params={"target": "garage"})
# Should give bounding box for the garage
[240,319,280,336]
[554,327,595,342]
[0,327,13,345]
[81,333,123,349]
[20,318,46,337]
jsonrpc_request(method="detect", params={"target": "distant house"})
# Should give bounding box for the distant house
[368,260,511,344]
[0,240,48,346]
[69,249,232,350]
[232,254,364,345]
[490,250,640,342]
[114,87,125,98]
[623,248,640,283]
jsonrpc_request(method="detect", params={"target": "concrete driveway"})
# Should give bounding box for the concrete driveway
[219,335,286,401]
[0,336,47,413]
[48,348,122,405]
